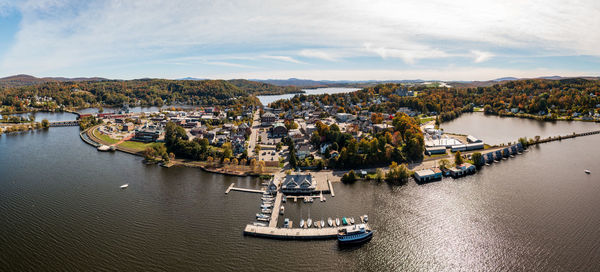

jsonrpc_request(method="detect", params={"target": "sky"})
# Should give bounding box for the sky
[0,0,599,81]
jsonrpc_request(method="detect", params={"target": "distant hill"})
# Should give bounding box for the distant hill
[0,74,107,87]
[253,78,428,88]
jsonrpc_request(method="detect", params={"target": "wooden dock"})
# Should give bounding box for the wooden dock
[225,183,265,194]
[268,192,283,227]
[244,225,339,240]
[244,224,370,240]
[328,179,335,197]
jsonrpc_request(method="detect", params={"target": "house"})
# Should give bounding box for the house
[296,143,311,159]
[271,122,288,138]
[261,112,276,126]
[288,129,304,143]
[281,174,316,194]
[335,113,355,122]
[414,168,443,182]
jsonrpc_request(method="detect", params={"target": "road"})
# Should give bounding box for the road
[247,110,261,160]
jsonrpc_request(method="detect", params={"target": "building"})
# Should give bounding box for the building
[281,174,316,194]
[122,122,134,131]
[335,113,355,122]
[447,163,476,178]
[466,135,482,143]
[465,142,484,151]
[271,122,288,138]
[425,146,446,155]
[261,112,276,126]
[414,168,443,182]
[296,143,311,159]
[133,129,160,142]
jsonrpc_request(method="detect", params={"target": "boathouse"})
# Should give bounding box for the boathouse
[467,135,482,143]
[465,142,484,151]
[281,174,316,195]
[414,168,443,182]
[447,163,476,178]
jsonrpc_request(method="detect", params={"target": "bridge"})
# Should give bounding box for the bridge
[49,120,80,127]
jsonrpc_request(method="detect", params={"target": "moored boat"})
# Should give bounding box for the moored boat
[342,217,348,225]
[253,222,268,227]
[307,218,313,228]
[280,206,285,215]
[320,219,325,228]
[363,214,369,222]
[283,218,290,228]
[314,221,318,228]
[350,217,355,224]
[300,219,305,228]
[328,217,333,227]
[337,224,374,246]
[335,218,340,226]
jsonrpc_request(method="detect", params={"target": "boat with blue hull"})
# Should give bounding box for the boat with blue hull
[337,224,374,246]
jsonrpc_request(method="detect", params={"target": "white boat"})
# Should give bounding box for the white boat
[320,219,325,228]
[120,184,129,189]
[283,218,290,228]
[585,169,591,174]
[261,209,272,214]
[300,219,305,228]
[253,222,267,227]
[364,215,369,222]
[256,213,269,218]
[350,217,355,224]
[335,218,340,226]
[328,217,333,227]
[307,218,313,228]
[314,221,319,228]
[280,206,285,215]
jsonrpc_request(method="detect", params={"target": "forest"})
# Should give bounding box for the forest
[0,78,300,112]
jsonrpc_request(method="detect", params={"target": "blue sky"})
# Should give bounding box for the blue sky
[0,0,599,81]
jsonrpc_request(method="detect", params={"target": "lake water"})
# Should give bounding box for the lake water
[442,112,600,145]
[1,112,600,271]
[257,87,360,105]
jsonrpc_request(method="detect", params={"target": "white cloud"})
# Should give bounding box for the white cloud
[471,50,494,63]
[299,49,339,61]
[1,0,599,77]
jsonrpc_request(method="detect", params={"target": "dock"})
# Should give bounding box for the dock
[244,224,370,240]
[225,183,265,194]
[328,179,335,197]
[268,191,283,227]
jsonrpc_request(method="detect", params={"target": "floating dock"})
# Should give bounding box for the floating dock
[328,179,335,197]
[225,183,265,194]
[268,192,283,227]
[244,224,371,240]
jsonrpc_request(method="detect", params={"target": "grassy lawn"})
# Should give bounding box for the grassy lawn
[118,141,163,152]
[93,129,119,145]
[419,116,435,124]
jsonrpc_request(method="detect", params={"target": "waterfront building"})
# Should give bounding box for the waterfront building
[466,135,482,143]
[281,174,316,194]
[133,129,160,142]
[447,163,476,178]
[414,168,443,182]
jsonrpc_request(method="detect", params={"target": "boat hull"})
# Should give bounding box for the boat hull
[337,231,374,246]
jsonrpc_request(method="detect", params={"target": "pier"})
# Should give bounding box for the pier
[49,120,79,127]
[225,183,265,194]
[328,179,335,197]
[268,192,283,227]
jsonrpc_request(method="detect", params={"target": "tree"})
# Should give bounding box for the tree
[386,162,411,183]
[41,119,50,128]
[471,152,483,167]
[438,159,451,170]
[454,151,464,166]
[289,149,298,168]
[341,170,357,183]
[375,168,385,181]
[518,137,529,148]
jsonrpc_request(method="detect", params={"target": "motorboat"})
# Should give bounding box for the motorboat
[253,222,267,227]
[314,220,319,228]
[280,206,285,215]
[327,217,333,227]
[283,218,290,228]
[307,218,313,228]
[337,224,375,246]
[120,184,129,189]
[300,219,305,228]
[256,213,269,218]
[350,217,355,224]
[342,217,348,225]
[320,219,325,228]
[261,209,272,214]
[585,169,591,174]
[364,214,369,222]
[335,218,341,226]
